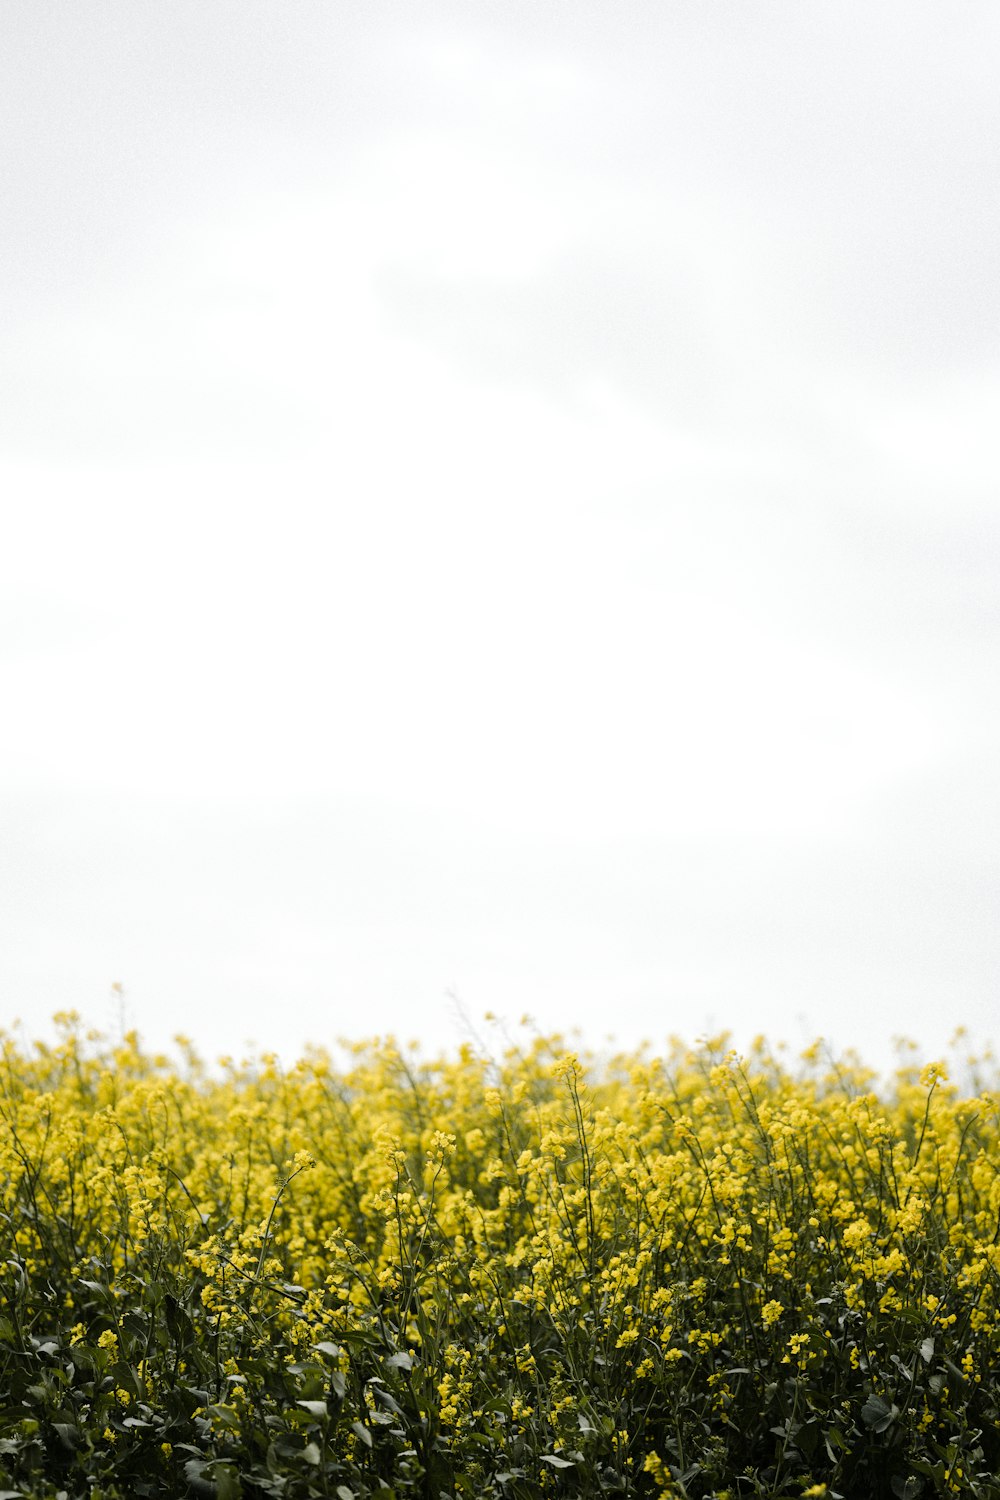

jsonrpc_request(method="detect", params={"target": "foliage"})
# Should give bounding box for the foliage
[2,1015,1000,1498]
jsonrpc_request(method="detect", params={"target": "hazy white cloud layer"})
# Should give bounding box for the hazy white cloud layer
[2,2,998,1072]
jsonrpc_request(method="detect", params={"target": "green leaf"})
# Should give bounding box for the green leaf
[824,1426,848,1459]
[351,1420,372,1448]
[183,1459,213,1496]
[540,1454,575,1468]
[370,1385,404,1415]
[205,1403,240,1429]
[302,1441,321,1465]
[297,1400,329,1420]
[919,1337,935,1364]
[214,1463,242,1500]
[336,1329,384,1351]
[79,1279,112,1299]
[861,1393,898,1433]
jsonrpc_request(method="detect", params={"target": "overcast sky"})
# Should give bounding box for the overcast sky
[2,2,998,1075]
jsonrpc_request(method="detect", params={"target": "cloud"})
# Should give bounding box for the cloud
[1,0,998,1071]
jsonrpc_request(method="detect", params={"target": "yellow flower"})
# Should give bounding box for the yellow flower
[761,1299,784,1329]
[643,1451,672,1493]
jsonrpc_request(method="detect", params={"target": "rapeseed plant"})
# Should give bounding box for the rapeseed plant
[1,1015,1000,1496]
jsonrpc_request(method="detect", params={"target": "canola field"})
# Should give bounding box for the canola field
[2,1017,1000,1499]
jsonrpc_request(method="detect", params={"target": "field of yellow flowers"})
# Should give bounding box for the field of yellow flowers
[2,1016,1000,1499]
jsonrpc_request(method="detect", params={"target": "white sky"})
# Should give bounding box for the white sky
[2,2,999,1074]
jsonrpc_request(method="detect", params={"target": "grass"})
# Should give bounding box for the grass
[2,1014,1000,1498]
